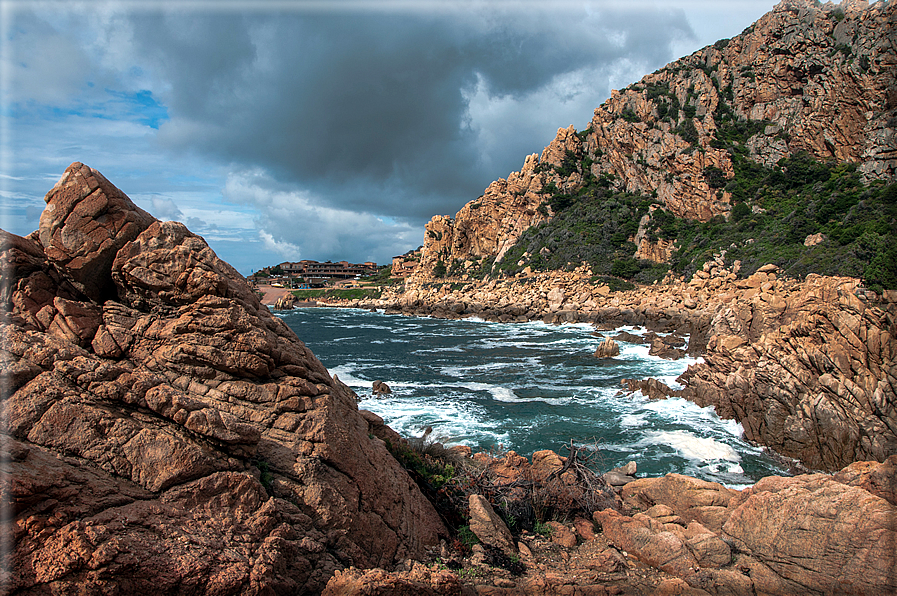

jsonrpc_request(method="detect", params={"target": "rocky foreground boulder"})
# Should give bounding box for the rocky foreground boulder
[1,163,446,594]
[324,455,897,596]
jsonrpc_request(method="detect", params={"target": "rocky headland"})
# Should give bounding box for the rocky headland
[2,163,445,594]
[3,164,896,595]
[4,0,897,593]
[410,0,896,282]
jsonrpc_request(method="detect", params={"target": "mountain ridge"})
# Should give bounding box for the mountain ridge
[411,0,895,284]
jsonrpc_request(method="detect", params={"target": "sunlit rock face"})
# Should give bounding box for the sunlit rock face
[413,0,896,280]
[2,162,446,594]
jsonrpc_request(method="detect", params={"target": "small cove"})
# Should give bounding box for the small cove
[279,307,788,487]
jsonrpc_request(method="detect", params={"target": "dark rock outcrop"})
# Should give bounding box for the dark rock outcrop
[2,163,446,595]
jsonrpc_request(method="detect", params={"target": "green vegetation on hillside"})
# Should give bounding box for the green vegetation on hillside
[291,288,382,301]
[480,147,670,283]
[487,90,896,291]
[658,153,897,291]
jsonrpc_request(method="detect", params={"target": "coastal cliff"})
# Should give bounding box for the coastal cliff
[1,163,445,594]
[4,165,896,595]
[357,0,897,478]
[4,0,897,592]
[412,0,896,282]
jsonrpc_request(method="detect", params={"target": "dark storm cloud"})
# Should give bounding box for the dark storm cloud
[129,5,695,220]
[7,1,749,270]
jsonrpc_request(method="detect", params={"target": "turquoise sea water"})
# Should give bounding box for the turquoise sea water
[279,307,788,487]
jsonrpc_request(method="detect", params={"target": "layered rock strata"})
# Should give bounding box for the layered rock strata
[1,163,446,594]
[411,0,896,281]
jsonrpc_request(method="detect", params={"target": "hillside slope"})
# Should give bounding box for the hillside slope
[412,0,896,285]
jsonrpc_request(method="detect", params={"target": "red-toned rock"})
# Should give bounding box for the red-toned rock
[546,521,578,548]
[468,495,517,555]
[723,473,897,595]
[410,0,896,282]
[831,453,897,506]
[593,509,699,579]
[323,564,462,596]
[38,162,154,302]
[593,338,620,358]
[621,474,739,533]
[573,517,597,541]
[2,164,446,594]
[681,274,897,471]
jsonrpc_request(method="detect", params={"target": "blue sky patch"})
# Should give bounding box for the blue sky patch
[104,89,169,129]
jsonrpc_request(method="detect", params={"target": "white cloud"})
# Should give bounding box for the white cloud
[149,196,183,220]
[258,230,303,259]
[223,168,422,263]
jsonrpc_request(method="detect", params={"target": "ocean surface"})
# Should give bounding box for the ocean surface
[279,307,788,487]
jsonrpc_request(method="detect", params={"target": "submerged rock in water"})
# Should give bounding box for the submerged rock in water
[3,163,446,594]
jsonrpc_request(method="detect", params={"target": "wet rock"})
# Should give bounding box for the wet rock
[612,330,647,344]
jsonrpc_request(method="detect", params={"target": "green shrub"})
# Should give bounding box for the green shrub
[675,118,699,145]
[458,525,480,548]
[291,288,382,301]
[731,202,751,221]
[703,166,727,188]
[433,260,447,278]
[621,108,640,123]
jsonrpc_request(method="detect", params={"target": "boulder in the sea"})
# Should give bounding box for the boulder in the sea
[612,330,647,344]
[373,380,392,395]
[593,338,620,358]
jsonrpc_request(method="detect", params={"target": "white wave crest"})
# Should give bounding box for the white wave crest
[641,430,741,462]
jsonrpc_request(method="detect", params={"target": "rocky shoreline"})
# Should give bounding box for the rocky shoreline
[3,163,895,595]
[316,258,897,473]
[325,441,897,596]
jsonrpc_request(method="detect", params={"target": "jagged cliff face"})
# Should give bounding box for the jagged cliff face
[1,163,445,594]
[413,0,896,281]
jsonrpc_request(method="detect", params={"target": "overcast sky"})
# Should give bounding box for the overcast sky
[1,0,777,274]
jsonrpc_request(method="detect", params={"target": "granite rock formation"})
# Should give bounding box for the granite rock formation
[2,163,446,594]
[322,453,897,596]
[412,0,896,280]
[679,270,897,470]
